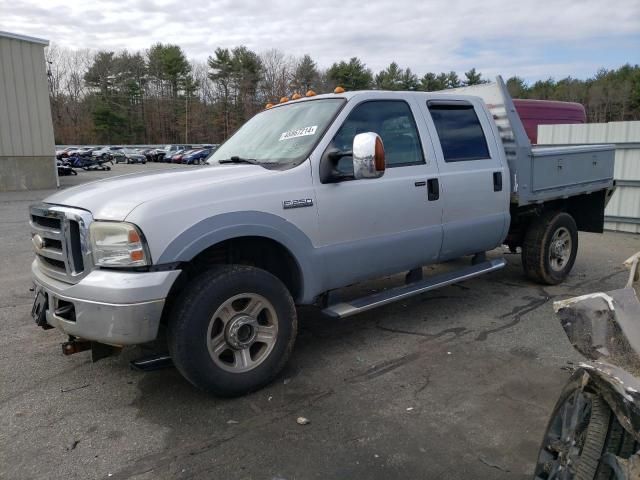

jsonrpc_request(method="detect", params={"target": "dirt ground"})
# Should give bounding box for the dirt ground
[1,162,638,479]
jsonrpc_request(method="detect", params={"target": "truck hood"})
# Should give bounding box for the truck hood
[44,165,271,220]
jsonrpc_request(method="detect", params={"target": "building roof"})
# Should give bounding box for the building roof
[0,31,49,46]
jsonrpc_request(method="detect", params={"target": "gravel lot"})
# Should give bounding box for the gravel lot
[1,162,639,479]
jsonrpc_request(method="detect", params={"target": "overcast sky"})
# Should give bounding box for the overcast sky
[2,0,639,81]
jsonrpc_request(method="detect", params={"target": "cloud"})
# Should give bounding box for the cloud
[1,0,638,81]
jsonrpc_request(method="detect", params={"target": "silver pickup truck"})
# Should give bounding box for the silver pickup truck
[29,77,615,396]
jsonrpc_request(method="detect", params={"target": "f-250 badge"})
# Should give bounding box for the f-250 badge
[282,198,314,209]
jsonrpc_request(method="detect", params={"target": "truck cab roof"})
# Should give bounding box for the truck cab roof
[268,89,485,109]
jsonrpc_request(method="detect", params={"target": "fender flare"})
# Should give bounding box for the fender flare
[157,211,321,303]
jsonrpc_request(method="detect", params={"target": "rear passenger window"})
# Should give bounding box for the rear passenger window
[428,103,490,162]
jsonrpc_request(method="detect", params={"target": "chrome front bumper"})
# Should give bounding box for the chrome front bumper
[32,260,181,346]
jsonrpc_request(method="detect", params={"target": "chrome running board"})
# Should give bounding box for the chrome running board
[322,258,506,319]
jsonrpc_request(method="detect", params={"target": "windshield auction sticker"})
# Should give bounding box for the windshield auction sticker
[279,126,317,141]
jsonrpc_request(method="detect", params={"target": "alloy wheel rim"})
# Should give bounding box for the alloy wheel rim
[535,390,592,479]
[206,293,278,373]
[549,227,572,272]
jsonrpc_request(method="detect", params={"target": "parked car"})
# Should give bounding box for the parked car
[155,145,190,162]
[29,76,615,397]
[534,252,640,480]
[92,146,123,159]
[66,147,89,158]
[55,147,79,159]
[172,149,198,164]
[141,149,157,162]
[166,149,186,163]
[183,148,212,165]
[121,148,147,164]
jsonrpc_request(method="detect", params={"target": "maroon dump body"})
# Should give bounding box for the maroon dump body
[513,99,586,144]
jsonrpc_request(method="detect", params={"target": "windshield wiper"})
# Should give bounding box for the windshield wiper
[218,156,260,165]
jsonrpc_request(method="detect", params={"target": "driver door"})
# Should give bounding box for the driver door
[313,98,443,291]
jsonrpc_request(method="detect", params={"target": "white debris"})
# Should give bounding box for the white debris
[227,420,239,424]
[296,416,310,425]
[406,407,414,411]
[553,292,615,312]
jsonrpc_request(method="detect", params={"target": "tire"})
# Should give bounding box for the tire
[168,265,297,397]
[594,413,640,480]
[522,211,578,284]
[534,389,611,480]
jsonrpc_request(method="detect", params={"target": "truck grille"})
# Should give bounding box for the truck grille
[30,204,93,284]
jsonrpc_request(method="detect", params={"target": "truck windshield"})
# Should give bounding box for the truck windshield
[208,98,345,169]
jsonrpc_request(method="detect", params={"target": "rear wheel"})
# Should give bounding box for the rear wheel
[168,265,297,397]
[522,211,578,284]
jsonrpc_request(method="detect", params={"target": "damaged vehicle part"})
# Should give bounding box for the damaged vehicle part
[534,252,640,480]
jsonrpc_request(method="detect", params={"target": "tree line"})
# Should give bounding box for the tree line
[45,42,640,145]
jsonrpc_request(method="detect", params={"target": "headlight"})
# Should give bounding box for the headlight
[89,222,151,267]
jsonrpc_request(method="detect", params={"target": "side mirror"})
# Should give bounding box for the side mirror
[353,132,385,180]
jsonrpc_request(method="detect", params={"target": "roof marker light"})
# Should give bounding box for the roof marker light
[292,93,302,100]
[280,96,289,103]
[305,89,317,97]
[334,86,345,94]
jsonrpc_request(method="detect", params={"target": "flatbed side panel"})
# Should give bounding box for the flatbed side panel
[527,145,615,202]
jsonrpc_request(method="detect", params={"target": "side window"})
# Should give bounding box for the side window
[331,100,424,171]
[427,103,490,162]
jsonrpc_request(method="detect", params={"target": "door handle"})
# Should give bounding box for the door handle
[493,172,502,192]
[427,178,439,201]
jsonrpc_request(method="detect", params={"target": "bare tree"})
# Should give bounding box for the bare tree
[259,48,294,103]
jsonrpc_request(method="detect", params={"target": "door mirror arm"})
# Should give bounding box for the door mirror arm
[320,148,354,183]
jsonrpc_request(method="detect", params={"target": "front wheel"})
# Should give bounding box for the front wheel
[522,211,578,285]
[534,389,610,479]
[168,265,297,397]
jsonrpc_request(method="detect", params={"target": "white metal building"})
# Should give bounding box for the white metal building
[0,31,56,191]
[539,121,640,234]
